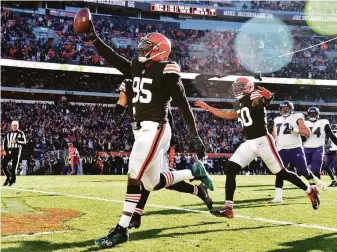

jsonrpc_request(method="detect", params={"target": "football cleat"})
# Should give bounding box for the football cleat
[128,213,141,229]
[307,185,320,210]
[95,224,129,248]
[210,206,235,219]
[269,197,283,203]
[190,160,214,191]
[197,183,213,210]
[328,180,337,187]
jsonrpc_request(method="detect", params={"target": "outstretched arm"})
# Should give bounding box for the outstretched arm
[85,20,132,77]
[194,100,238,120]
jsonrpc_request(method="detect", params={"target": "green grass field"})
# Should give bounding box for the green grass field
[1,175,337,252]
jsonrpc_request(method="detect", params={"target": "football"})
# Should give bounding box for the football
[74,8,91,35]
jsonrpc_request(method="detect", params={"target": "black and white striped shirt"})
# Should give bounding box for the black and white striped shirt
[3,130,27,151]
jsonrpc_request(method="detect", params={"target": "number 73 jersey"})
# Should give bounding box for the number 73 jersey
[304,119,329,148]
[273,113,304,149]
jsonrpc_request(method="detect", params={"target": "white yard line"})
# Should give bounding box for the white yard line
[2,187,337,233]
[2,230,68,239]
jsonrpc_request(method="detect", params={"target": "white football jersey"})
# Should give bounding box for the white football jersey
[304,119,329,148]
[202,156,208,164]
[273,113,304,150]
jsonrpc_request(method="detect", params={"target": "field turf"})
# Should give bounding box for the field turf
[1,175,337,252]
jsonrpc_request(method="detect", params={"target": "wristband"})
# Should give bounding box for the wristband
[292,128,299,134]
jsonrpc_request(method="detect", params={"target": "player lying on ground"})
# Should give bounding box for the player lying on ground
[195,77,320,219]
[270,101,326,203]
[116,79,213,229]
[304,107,337,187]
[77,19,214,248]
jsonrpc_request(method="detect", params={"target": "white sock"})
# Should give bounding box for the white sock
[119,193,140,228]
[170,170,194,185]
[119,214,132,228]
[312,175,322,185]
[225,200,233,208]
[275,187,283,199]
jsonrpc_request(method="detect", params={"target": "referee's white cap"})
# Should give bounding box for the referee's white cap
[11,121,19,127]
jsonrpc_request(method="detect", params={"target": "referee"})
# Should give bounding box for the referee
[2,121,26,186]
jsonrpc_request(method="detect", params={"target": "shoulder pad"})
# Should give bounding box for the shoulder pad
[321,119,330,126]
[163,62,180,76]
[294,113,305,121]
[274,116,281,122]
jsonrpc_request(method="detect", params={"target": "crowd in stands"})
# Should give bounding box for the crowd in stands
[2,102,336,156]
[249,1,306,12]
[2,8,337,80]
[1,102,244,155]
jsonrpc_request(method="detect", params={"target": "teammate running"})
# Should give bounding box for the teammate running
[270,101,325,203]
[78,19,213,248]
[195,77,320,219]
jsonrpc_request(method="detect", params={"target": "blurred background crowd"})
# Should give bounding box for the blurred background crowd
[2,7,337,79]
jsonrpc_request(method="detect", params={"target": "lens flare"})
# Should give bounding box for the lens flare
[305,0,337,36]
[235,17,293,74]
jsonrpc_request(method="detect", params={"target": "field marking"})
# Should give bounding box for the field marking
[2,230,68,239]
[2,187,337,233]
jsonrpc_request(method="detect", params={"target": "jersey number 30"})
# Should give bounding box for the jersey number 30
[236,107,253,127]
[132,77,152,104]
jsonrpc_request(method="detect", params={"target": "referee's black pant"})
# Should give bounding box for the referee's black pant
[1,149,22,183]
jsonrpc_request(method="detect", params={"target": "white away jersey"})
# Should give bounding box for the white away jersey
[304,119,329,148]
[274,113,304,149]
[202,156,208,164]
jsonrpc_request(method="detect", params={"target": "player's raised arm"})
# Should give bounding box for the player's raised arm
[251,86,274,107]
[83,18,131,77]
[194,100,238,120]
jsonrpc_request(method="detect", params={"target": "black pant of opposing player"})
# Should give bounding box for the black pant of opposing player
[2,150,21,186]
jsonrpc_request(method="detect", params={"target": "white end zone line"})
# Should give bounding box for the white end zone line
[2,187,337,234]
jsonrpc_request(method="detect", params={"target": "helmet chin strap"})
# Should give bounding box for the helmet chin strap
[138,50,166,63]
